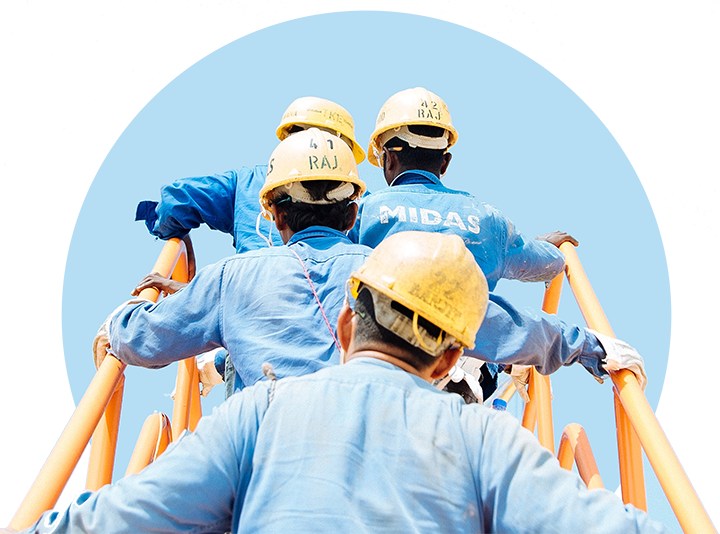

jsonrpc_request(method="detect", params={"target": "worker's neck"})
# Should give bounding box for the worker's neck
[344,349,430,381]
[279,227,296,244]
[385,167,440,186]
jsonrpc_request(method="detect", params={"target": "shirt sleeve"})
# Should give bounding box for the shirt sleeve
[136,169,242,240]
[492,206,566,283]
[21,384,271,534]
[108,259,229,368]
[464,293,608,378]
[462,409,671,533]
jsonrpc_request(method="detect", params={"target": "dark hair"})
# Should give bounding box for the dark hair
[384,125,447,172]
[272,180,358,232]
[352,287,437,371]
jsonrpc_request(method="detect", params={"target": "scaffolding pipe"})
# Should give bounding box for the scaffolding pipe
[557,423,604,490]
[9,356,126,531]
[125,413,172,476]
[560,243,715,533]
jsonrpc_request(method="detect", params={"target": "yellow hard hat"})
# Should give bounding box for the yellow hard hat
[367,87,459,167]
[349,231,488,353]
[259,128,366,220]
[276,97,366,164]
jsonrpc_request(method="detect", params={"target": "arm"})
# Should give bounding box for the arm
[108,260,228,368]
[135,170,241,240]
[493,207,566,283]
[19,384,270,534]
[467,410,671,533]
[465,293,607,379]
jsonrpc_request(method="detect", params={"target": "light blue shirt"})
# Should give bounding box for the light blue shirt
[24,358,669,534]
[348,170,565,291]
[108,226,609,388]
[109,227,371,389]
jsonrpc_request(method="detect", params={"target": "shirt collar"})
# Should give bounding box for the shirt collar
[390,170,441,187]
[345,356,438,392]
[286,226,352,246]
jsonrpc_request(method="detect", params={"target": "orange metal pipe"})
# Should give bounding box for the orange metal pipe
[84,237,187,488]
[612,369,716,533]
[559,242,646,509]
[560,243,716,532]
[557,423,604,490]
[534,273,564,454]
[499,380,517,403]
[521,386,537,432]
[172,358,196,441]
[9,356,126,531]
[125,413,172,476]
[86,375,124,490]
[189,362,202,432]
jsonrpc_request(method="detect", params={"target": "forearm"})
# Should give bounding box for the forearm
[137,172,238,240]
[108,264,225,368]
[465,294,606,377]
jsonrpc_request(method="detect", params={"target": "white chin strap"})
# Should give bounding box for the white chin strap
[280,181,355,204]
[378,125,449,150]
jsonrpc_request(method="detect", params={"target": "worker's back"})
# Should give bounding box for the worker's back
[348,171,564,291]
[240,357,482,533]
[109,227,371,389]
[232,357,667,533]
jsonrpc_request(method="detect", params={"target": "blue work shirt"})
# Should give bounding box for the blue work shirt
[348,170,565,291]
[109,227,371,389]
[135,166,284,253]
[108,226,608,389]
[25,358,669,534]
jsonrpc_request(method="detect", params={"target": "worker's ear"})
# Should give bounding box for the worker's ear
[430,346,463,380]
[440,152,452,176]
[337,304,355,352]
[346,202,359,232]
[270,204,288,231]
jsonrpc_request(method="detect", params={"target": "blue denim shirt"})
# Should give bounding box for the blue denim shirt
[24,359,669,534]
[135,165,284,253]
[109,227,371,387]
[347,170,565,291]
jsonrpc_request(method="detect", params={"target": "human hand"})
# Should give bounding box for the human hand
[536,231,579,248]
[508,364,533,403]
[197,350,224,398]
[588,329,647,390]
[131,272,186,298]
[182,234,196,282]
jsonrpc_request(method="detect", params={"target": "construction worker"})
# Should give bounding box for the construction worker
[131,98,365,392]
[135,96,365,261]
[349,86,576,292]
[14,232,666,534]
[346,87,581,397]
[94,128,370,390]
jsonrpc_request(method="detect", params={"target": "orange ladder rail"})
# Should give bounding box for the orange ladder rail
[557,423,604,490]
[125,413,172,476]
[521,273,562,453]
[9,238,191,531]
[559,242,715,534]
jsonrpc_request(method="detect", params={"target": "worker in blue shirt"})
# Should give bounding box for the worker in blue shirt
[15,232,663,534]
[94,128,370,391]
[135,96,366,257]
[349,86,577,292]
[346,87,582,398]
[132,97,366,393]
